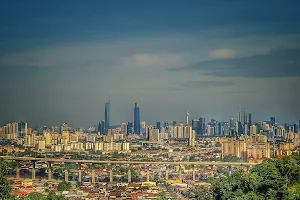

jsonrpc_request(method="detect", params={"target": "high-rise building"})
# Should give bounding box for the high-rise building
[248,113,252,127]
[172,121,177,126]
[100,120,105,134]
[230,118,234,130]
[223,122,229,136]
[243,108,248,125]
[156,122,161,132]
[141,121,146,135]
[126,122,133,135]
[97,122,102,133]
[192,119,199,133]
[197,117,205,135]
[18,121,27,138]
[60,122,69,133]
[133,102,141,134]
[294,124,299,133]
[121,122,127,133]
[270,117,276,127]
[104,100,110,134]
[237,106,241,122]
[218,122,223,136]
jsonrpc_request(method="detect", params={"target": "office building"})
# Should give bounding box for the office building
[104,100,110,134]
[133,102,141,134]
[270,117,276,127]
[192,119,199,133]
[18,121,27,138]
[126,122,133,135]
[156,122,161,133]
[248,113,252,127]
[243,108,248,125]
[197,117,205,135]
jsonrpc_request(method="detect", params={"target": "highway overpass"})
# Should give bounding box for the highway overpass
[0,156,257,166]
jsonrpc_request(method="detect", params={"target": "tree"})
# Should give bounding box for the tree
[27,192,45,200]
[0,158,12,200]
[57,181,71,191]
[201,154,300,200]
[45,191,57,200]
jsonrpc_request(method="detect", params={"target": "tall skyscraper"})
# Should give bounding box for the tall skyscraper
[248,113,252,126]
[104,100,110,134]
[156,122,161,132]
[133,102,141,134]
[230,118,234,129]
[243,108,248,125]
[294,124,299,133]
[237,106,241,122]
[270,117,276,127]
[198,117,205,135]
[18,121,27,138]
[192,119,199,133]
[97,122,101,133]
[127,122,133,135]
[100,120,105,134]
[218,122,223,136]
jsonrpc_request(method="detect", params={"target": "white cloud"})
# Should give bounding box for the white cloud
[208,49,238,59]
[122,53,182,69]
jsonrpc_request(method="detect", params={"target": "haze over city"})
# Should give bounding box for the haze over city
[1,0,300,127]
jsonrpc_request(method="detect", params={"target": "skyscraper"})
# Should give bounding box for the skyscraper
[127,122,133,135]
[18,121,27,138]
[192,119,199,133]
[243,108,248,125]
[104,100,110,134]
[248,113,252,127]
[230,118,234,129]
[237,106,241,122]
[156,122,161,132]
[270,117,276,127]
[198,117,205,135]
[133,102,141,134]
[97,122,101,133]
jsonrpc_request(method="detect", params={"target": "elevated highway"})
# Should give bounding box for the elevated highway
[0,156,257,166]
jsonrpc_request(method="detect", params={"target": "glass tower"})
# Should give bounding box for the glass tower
[104,101,110,134]
[133,102,141,134]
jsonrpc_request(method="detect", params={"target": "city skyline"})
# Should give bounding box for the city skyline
[1,1,300,127]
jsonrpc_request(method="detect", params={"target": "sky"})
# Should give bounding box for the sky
[0,0,300,128]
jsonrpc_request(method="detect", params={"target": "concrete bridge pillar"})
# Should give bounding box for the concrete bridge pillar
[109,169,113,183]
[64,170,69,182]
[128,169,131,183]
[31,161,36,180]
[15,161,20,179]
[146,171,150,182]
[179,169,182,180]
[165,170,168,181]
[16,167,20,179]
[192,168,196,181]
[78,169,82,183]
[91,170,96,184]
[47,162,52,180]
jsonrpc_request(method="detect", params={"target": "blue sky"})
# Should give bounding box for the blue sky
[0,0,299,127]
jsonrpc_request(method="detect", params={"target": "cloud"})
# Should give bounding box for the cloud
[122,53,181,68]
[174,48,300,78]
[180,80,235,89]
[208,49,238,59]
